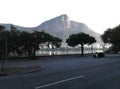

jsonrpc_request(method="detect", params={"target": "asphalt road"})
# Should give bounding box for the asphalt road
[0,54,120,89]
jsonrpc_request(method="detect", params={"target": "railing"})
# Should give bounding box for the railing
[36,47,104,56]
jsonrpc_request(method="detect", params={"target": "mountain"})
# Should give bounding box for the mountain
[36,14,101,43]
[1,23,32,32]
[1,14,101,45]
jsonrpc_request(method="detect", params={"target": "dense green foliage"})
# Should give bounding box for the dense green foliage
[101,25,120,53]
[0,25,61,59]
[66,33,96,56]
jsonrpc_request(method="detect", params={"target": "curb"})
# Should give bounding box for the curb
[0,65,45,76]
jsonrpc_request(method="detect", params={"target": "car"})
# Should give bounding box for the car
[93,52,105,58]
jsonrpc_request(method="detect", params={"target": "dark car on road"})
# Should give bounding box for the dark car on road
[93,52,105,58]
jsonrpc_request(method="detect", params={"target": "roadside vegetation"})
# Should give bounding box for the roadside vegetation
[0,24,62,60]
[101,25,120,53]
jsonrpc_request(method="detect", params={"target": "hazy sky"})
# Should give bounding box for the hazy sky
[0,0,120,34]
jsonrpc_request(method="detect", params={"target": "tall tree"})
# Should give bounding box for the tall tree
[0,25,5,58]
[32,31,61,59]
[20,31,61,59]
[0,25,5,32]
[0,25,6,72]
[101,25,120,53]
[66,33,96,56]
[19,31,34,58]
[101,28,112,43]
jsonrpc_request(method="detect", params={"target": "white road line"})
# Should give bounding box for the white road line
[35,75,84,89]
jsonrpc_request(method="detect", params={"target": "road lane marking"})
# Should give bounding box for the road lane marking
[35,75,84,89]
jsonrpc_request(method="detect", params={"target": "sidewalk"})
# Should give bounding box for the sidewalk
[0,59,45,76]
